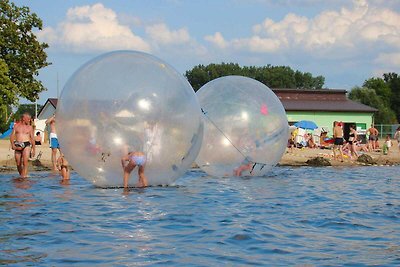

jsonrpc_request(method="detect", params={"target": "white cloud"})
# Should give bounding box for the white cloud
[142,22,208,60]
[205,0,400,57]
[145,23,190,45]
[37,3,207,59]
[204,32,228,49]
[232,36,281,52]
[38,3,150,52]
[375,53,400,67]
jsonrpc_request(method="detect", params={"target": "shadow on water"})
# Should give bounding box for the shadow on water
[0,166,399,266]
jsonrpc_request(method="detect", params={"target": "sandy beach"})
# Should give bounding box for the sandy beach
[1,139,399,173]
[0,139,55,172]
[279,143,400,167]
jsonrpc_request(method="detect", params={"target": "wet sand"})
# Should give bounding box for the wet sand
[1,139,399,173]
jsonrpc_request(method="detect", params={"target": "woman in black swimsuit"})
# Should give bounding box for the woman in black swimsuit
[348,125,359,159]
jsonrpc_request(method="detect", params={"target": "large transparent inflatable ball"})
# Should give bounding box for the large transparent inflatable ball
[57,51,203,187]
[196,76,288,177]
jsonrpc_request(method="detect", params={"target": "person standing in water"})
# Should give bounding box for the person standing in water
[121,151,148,189]
[10,113,35,178]
[45,114,60,171]
[57,151,70,182]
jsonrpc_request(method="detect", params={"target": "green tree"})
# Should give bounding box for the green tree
[185,63,325,91]
[0,104,12,133]
[0,0,50,105]
[184,64,210,91]
[259,65,296,88]
[0,59,15,132]
[12,103,42,121]
[348,86,397,124]
[0,59,17,105]
[363,77,391,106]
[383,72,400,122]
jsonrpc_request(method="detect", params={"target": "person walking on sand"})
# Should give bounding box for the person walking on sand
[10,113,35,178]
[348,124,359,159]
[121,151,148,190]
[367,124,379,151]
[332,121,344,162]
[394,126,400,153]
[45,114,60,171]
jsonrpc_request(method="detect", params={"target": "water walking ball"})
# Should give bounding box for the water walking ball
[56,51,203,187]
[195,76,288,177]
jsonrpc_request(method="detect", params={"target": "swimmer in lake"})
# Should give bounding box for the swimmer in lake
[121,151,148,189]
[57,152,70,181]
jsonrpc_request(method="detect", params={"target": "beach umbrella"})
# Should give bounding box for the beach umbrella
[0,122,14,139]
[294,120,318,130]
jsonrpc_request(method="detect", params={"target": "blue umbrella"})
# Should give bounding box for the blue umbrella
[0,122,14,139]
[294,120,318,130]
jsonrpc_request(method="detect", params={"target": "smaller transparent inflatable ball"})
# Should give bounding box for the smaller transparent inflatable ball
[56,51,203,187]
[196,76,288,177]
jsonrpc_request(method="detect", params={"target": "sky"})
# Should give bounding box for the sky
[12,0,400,104]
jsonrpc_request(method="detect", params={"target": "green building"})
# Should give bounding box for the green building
[273,89,377,137]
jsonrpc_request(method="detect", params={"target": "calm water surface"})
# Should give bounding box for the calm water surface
[1,166,399,266]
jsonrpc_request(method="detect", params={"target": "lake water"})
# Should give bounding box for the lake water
[1,166,399,266]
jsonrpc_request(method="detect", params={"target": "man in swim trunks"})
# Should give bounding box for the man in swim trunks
[10,113,35,178]
[121,151,148,189]
[332,121,344,162]
[45,114,60,171]
[367,124,379,151]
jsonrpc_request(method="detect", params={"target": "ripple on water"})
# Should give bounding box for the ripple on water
[0,166,399,266]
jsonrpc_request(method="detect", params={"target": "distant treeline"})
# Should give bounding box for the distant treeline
[348,73,400,124]
[185,63,325,91]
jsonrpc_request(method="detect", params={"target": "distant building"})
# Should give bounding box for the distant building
[37,98,58,120]
[272,88,377,137]
[36,98,58,143]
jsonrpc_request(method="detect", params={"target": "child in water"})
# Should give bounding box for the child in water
[121,151,148,189]
[57,152,70,181]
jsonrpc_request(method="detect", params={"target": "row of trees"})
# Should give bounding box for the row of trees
[185,63,325,91]
[0,0,50,132]
[348,73,400,124]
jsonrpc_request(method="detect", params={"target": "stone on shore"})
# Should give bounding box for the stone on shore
[356,154,377,165]
[306,156,331,166]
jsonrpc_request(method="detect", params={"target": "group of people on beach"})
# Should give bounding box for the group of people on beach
[331,122,399,161]
[9,112,70,181]
[9,112,147,189]
[288,120,400,161]
[332,121,359,161]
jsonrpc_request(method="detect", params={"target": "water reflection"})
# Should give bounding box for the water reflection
[12,177,35,190]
